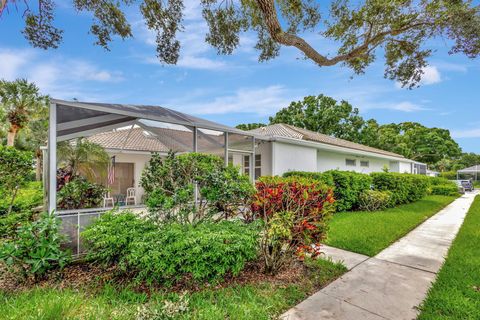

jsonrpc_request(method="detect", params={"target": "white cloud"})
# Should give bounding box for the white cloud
[395,65,442,88]
[0,48,124,98]
[0,49,32,80]
[169,85,297,115]
[451,129,480,138]
[390,101,427,112]
[421,66,442,85]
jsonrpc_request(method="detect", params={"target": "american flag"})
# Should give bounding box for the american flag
[107,156,116,185]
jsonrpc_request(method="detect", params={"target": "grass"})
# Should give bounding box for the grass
[325,195,458,256]
[0,258,347,320]
[417,195,480,320]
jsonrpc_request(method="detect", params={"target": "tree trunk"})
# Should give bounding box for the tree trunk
[7,186,19,215]
[6,130,16,147]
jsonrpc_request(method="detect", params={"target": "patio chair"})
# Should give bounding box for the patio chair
[126,187,137,205]
[103,192,115,207]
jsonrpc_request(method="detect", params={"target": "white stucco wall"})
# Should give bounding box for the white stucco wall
[107,151,152,203]
[272,142,317,176]
[255,141,272,176]
[399,161,413,174]
[316,149,392,174]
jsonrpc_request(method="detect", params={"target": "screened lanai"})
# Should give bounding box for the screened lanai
[46,99,259,214]
[457,165,480,180]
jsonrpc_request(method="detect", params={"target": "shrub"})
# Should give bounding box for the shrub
[324,170,372,211]
[82,213,260,284]
[0,146,34,214]
[358,190,392,211]
[82,211,156,266]
[141,152,254,224]
[438,171,457,180]
[430,183,459,196]
[0,181,43,215]
[57,177,106,210]
[283,171,334,186]
[127,221,259,284]
[283,170,372,211]
[370,172,430,205]
[251,176,334,273]
[0,212,71,280]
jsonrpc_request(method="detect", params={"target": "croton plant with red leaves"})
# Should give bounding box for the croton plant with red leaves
[251,176,335,264]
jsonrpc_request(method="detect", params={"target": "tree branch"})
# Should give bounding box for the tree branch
[255,0,431,67]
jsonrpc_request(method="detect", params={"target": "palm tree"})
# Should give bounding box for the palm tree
[0,79,48,146]
[57,138,110,181]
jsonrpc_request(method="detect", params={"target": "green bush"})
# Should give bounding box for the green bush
[141,152,254,224]
[430,184,459,196]
[283,170,372,211]
[82,211,156,266]
[0,212,71,280]
[438,171,457,180]
[57,177,106,210]
[0,181,43,215]
[0,146,34,214]
[358,190,392,211]
[283,171,334,186]
[82,212,260,284]
[370,172,430,205]
[0,211,35,238]
[127,221,259,284]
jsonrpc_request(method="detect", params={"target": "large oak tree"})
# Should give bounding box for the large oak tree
[1,0,479,87]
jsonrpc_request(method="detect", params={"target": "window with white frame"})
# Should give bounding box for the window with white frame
[243,155,250,176]
[346,159,356,166]
[360,160,369,167]
[254,154,261,179]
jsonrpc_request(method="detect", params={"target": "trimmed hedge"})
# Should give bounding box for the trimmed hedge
[428,177,459,196]
[283,170,371,212]
[370,172,430,205]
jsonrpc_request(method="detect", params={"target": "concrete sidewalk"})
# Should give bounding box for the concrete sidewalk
[281,192,478,320]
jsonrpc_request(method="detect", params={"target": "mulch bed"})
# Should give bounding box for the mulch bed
[0,259,307,296]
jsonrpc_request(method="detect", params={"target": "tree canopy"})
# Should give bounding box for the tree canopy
[2,0,479,87]
[0,79,48,147]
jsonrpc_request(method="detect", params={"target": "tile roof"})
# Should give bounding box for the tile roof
[249,123,405,159]
[88,127,226,155]
[88,128,169,152]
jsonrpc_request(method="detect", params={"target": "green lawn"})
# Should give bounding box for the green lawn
[417,195,480,320]
[325,195,458,256]
[0,258,346,320]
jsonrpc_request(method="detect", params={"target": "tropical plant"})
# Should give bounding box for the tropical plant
[57,138,110,181]
[0,146,35,214]
[0,79,48,146]
[57,177,107,209]
[251,176,335,274]
[3,1,479,87]
[0,212,71,281]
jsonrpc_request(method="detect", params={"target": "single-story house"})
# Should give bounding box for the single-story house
[87,123,425,204]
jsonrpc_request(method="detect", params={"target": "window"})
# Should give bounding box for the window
[254,154,261,179]
[243,155,250,175]
[346,159,356,166]
[360,160,369,167]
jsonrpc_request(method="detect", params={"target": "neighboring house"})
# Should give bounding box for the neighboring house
[248,124,420,177]
[87,123,425,203]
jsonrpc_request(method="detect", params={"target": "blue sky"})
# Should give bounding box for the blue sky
[1,1,479,152]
